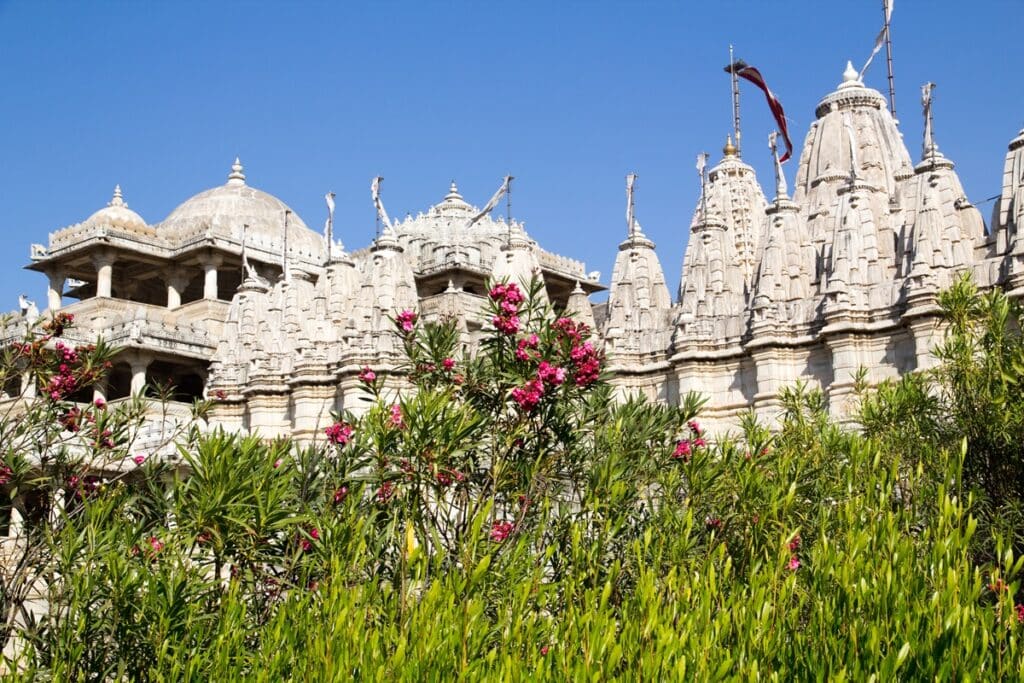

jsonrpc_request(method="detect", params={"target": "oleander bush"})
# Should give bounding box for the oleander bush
[1,277,1023,680]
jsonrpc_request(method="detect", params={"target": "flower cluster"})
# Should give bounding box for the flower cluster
[490,520,514,542]
[511,378,545,411]
[489,283,524,335]
[375,481,395,504]
[42,311,74,337]
[515,333,540,361]
[358,366,376,384]
[389,404,405,429]
[300,527,320,552]
[537,361,566,386]
[332,486,348,504]
[45,342,82,400]
[325,422,354,446]
[0,465,12,486]
[672,420,707,463]
[396,310,418,333]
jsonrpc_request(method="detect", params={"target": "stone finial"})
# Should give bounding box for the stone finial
[842,60,860,84]
[444,181,463,202]
[227,157,246,186]
[109,184,126,207]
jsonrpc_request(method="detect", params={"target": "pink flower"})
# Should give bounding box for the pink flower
[148,536,164,553]
[358,366,377,383]
[672,440,692,461]
[273,458,283,469]
[132,455,146,466]
[310,527,320,540]
[442,357,456,371]
[375,481,395,504]
[94,398,106,410]
[511,379,545,411]
[537,361,566,386]
[0,466,12,486]
[1017,603,1024,624]
[705,517,723,531]
[693,437,707,448]
[788,535,801,552]
[396,310,418,333]
[325,422,354,445]
[540,645,550,656]
[688,419,702,435]
[492,314,520,335]
[490,520,514,542]
[333,486,348,504]
[214,389,227,400]
[515,335,538,361]
[787,556,801,571]
[389,404,405,429]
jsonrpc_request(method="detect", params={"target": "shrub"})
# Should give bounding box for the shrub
[2,278,1023,679]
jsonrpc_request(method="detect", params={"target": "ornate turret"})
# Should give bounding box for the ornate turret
[677,140,760,344]
[793,62,912,289]
[751,133,814,330]
[687,136,769,289]
[995,129,1024,285]
[899,83,984,295]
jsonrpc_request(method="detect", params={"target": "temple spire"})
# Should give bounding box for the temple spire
[109,184,125,207]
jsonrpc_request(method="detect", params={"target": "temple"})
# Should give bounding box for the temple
[6,62,1023,439]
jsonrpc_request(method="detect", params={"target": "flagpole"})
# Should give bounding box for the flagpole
[883,0,896,119]
[283,209,291,283]
[730,44,741,155]
[505,174,513,246]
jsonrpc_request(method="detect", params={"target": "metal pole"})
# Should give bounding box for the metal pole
[283,210,290,283]
[506,175,513,245]
[883,0,896,119]
[730,44,741,155]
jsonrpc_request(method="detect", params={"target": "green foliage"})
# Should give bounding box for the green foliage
[3,278,1024,679]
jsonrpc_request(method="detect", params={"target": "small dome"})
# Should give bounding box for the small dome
[160,158,325,264]
[430,181,475,218]
[84,185,147,230]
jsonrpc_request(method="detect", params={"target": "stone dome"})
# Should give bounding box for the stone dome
[160,159,325,264]
[84,185,148,230]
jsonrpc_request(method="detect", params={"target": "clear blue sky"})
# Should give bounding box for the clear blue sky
[1,0,1020,307]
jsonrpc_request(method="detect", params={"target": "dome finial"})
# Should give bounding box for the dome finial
[723,135,737,157]
[444,180,464,202]
[842,60,860,84]
[109,184,126,207]
[227,157,246,186]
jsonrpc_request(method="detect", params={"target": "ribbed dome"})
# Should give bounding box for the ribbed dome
[84,185,147,230]
[160,159,325,263]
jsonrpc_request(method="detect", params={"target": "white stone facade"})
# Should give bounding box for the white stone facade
[7,65,1024,439]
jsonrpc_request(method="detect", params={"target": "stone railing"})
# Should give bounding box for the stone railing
[47,223,167,255]
[537,250,590,279]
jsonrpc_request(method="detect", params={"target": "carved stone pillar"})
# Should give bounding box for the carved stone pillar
[92,376,109,403]
[166,268,190,310]
[46,269,65,312]
[129,356,150,395]
[198,254,223,300]
[92,251,116,298]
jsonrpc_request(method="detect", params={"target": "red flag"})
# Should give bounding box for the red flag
[725,60,793,163]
